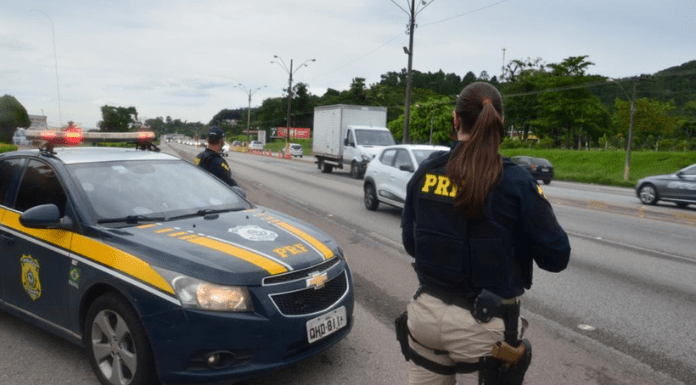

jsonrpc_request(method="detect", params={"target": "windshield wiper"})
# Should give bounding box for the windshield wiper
[166,208,243,221]
[97,215,165,225]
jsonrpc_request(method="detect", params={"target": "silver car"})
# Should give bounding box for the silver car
[635,163,696,208]
[363,144,449,210]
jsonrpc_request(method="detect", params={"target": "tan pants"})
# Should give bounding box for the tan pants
[407,292,506,385]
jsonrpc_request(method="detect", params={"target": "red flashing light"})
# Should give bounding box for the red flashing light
[41,130,57,141]
[137,131,155,141]
[39,127,84,146]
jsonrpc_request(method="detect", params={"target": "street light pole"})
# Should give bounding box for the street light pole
[31,10,62,126]
[235,84,266,143]
[271,56,315,146]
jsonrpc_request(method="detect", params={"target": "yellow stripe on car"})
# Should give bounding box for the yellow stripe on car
[257,213,334,260]
[70,235,174,294]
[1,210,174,295]
[187,237,288,275]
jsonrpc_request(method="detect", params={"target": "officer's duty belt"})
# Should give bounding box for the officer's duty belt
[419,288,476,311]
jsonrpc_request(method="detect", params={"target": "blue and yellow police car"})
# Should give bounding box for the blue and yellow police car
[0,130,353,384]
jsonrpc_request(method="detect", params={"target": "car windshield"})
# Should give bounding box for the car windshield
[67,159,250,224]
[354,129,395,146]
[412,149,443,165]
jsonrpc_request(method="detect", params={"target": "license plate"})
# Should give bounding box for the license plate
[306,306,347,343]
[541,167,549,172]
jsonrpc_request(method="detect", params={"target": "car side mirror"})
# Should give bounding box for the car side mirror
[399,164,414,173]
[676,171,684,178]
[19,204,73,230]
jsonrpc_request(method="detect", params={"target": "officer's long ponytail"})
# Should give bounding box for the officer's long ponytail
[446,82,505,219]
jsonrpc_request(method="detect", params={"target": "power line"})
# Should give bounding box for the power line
[308,0,513,83]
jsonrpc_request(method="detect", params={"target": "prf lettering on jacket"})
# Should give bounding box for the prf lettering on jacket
[421,173,458,197]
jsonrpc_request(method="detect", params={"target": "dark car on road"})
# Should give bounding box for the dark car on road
[0,130,353,385]
[635,163,696,208]
[511,156,555,184]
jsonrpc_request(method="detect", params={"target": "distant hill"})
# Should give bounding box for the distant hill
[591,60,696,112]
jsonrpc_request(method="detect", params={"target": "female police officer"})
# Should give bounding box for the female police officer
[400,82,570,384]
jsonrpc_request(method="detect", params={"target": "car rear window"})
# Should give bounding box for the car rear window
[535,158,552,166]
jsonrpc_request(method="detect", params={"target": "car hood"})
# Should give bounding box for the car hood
[97,207,340,286]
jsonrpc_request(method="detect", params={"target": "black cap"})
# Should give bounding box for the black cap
[207,126,224,142]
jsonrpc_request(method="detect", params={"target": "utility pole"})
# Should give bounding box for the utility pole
[234,84,266,144]
[392,0,435,144]
[501,48,506,80]
[271,56,315,146]
[607,75,650,181]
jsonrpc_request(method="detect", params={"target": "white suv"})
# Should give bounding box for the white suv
[249,140,264,151]
[363,144,449,210]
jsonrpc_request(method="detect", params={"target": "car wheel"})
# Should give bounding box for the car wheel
[85,293,158,385]
[543,179,551,185]
[322,163,333,173]
[350,162,361,179]
[364,182,379,210]
[638,184,659,205]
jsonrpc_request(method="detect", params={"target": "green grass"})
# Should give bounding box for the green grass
[264,138,312,155]
[500,149,696,187]
[0,143,18,153]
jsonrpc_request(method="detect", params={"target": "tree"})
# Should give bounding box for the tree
[389,96,454,145]
[502,56,609,148]
[611,98,682,146]
[98,105,138,132]
[0,95,31,143]
[500,58,547,141]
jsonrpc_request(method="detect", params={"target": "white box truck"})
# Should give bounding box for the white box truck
[312,104,395,179]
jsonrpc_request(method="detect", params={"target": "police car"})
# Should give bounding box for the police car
[0,130,354,384]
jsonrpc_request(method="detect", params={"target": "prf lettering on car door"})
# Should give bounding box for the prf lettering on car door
[273,243,308,258]
[421,174,458,197]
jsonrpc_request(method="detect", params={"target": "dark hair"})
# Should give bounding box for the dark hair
[446,82,505,219]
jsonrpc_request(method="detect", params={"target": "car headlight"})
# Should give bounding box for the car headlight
[153,266,253,312]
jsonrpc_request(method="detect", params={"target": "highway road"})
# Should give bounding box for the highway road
[0,142,693,385]
[165,143,694,385]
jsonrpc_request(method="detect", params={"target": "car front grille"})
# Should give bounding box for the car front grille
[263,257,341,285]
[269,271,348,316]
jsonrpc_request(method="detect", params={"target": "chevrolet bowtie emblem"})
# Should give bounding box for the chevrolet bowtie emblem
[306,272,328,290]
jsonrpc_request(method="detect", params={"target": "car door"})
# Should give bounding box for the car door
[672,165,696,201]
[0,157,27,301]
[390,148,416,204]
[343,129,357,165]
[0,158,73,329]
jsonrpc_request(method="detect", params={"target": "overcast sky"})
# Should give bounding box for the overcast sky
[2,0,695,129]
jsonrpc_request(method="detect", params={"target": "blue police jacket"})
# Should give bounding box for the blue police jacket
[195,148,239,187]
[401,143,570,299]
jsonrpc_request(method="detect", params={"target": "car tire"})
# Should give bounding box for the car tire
[322,163,333,173]
[85,293,158,385]
[676,202,689,208]
[543,179,551,185]
[350,162,361,179]
[638,184,659,205]
[364,182,379,211]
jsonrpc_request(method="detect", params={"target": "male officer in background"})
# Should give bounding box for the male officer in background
[195,126,245,196]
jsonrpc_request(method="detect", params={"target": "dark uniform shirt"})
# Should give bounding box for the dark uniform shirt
[401,142,570,299]
[195,148,238,187]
